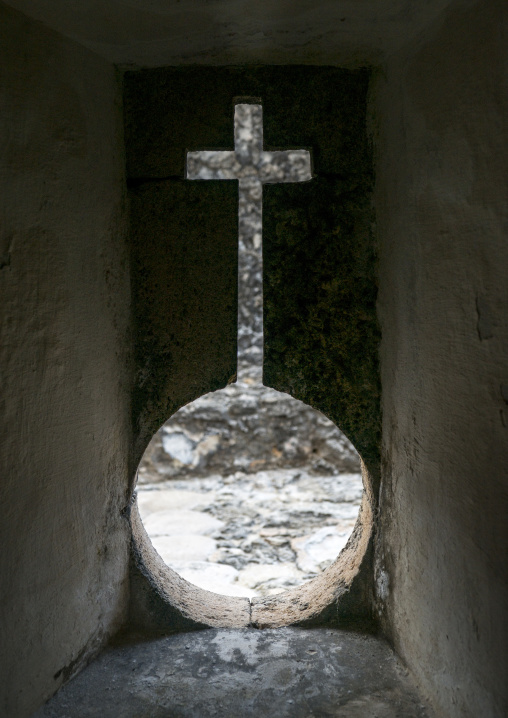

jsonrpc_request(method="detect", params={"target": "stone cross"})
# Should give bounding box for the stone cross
[187,104,312,384]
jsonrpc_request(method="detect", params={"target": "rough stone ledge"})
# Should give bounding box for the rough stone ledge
[34,627,432,718]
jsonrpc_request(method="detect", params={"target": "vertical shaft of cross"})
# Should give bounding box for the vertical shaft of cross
[235,104,264,384]
[236,178,263,384]
[186,104,312,386]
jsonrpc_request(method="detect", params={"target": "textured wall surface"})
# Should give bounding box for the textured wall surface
[261,68,379,475]
[375,1,508,716]
[129,179,238,468]
[2,0,458,68]
[0,6,131,716]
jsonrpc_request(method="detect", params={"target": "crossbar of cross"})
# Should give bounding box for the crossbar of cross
[187,103,312,384]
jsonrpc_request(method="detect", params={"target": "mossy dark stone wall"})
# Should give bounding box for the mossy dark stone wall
[129,179,238,466]
[124,67,379,475]
[264,175,379,475]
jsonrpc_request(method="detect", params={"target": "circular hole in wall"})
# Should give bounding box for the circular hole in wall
[135,382,364,600]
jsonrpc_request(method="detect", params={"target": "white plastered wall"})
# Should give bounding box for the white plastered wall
[0,5,131,716]
[375,1,508,716]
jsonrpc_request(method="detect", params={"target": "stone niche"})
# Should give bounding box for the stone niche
[124,66,381,631]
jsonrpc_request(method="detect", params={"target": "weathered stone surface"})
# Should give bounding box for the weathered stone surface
[0,9,132,717]
[374,6,508,715]
[34,628,433,718]
[124,67,372,178]
[263,174,380,478]
[5,0,464,69]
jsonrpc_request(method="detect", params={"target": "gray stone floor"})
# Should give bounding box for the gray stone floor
[35,628,432,718]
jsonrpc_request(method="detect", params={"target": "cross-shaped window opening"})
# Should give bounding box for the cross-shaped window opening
[135,102,365,604]
[186,103,312,384]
